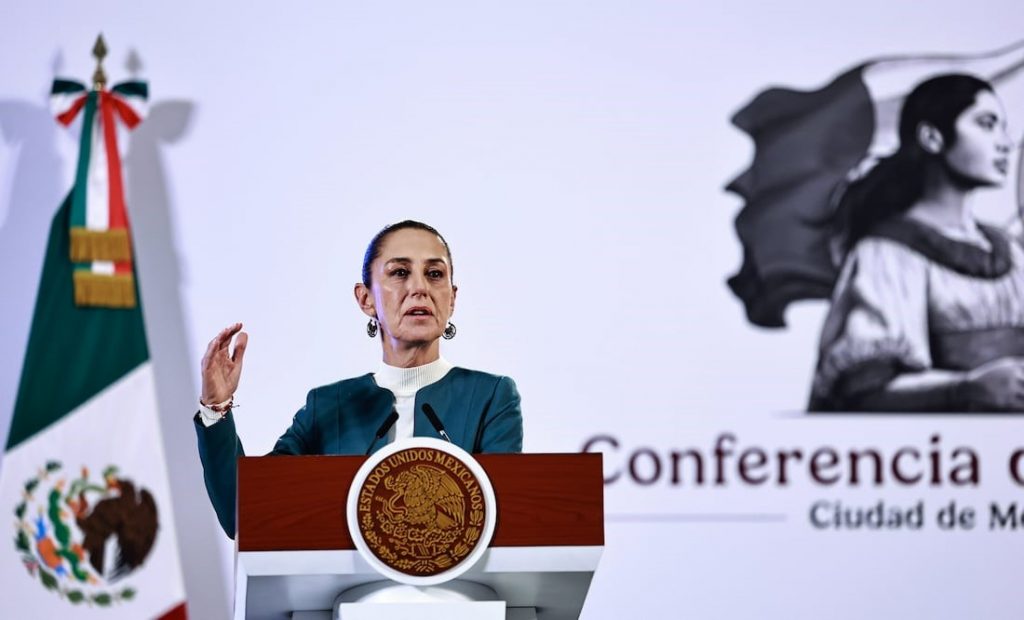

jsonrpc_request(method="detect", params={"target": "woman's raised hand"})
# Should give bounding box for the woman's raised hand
[200,323,248,406]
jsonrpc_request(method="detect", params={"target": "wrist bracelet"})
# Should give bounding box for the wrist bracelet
[200,397,235,415]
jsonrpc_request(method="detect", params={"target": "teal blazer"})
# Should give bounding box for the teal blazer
[194,368,523,537]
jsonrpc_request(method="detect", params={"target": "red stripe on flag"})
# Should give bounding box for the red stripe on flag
[56,95,88,126]
[156,601,189,620]
[109,95,143,128]
[100,92,129,231]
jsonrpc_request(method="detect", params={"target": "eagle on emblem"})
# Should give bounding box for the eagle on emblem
[383,464,465,530]
[63,467,159,582]
[15,461,158,604]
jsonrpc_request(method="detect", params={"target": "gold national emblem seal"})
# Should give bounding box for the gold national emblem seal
[350,440,494,581]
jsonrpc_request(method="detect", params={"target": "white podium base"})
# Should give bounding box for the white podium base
[335,581,504,620]
[292,605,537,620]
[336,580,499,603]
[240,546,601,619]
[337,601,504,620]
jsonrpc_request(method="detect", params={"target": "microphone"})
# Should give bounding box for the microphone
[421,403,452,444]
[365,409,400,455]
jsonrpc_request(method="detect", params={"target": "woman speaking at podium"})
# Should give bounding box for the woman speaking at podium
[193,220,523,537]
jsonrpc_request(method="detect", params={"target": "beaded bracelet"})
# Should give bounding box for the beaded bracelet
[200,397,235,416]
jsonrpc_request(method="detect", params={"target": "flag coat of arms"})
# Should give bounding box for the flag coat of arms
[0,73,187,618]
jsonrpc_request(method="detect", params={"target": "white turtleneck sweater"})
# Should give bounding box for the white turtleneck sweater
[373,357,454,442]
[199,358,455,444]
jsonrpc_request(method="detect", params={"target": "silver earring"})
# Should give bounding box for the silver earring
[442,321,457,340]
[366,319,378,338]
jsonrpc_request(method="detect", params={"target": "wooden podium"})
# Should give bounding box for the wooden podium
[234,453,604,619]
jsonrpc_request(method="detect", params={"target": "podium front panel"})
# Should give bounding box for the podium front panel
[236,453,604,552]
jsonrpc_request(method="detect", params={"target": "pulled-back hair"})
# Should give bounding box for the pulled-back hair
[838,74,993,251]
[361,220,454,286]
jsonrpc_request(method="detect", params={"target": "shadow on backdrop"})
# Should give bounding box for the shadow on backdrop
[0,100,62,451]
[126,97,233,619]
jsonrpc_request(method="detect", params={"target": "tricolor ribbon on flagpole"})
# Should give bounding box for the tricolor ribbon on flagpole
[51,78,148,308]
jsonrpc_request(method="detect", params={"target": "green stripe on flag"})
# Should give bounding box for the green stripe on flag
[8,192,148,450]
[69,92,97,229]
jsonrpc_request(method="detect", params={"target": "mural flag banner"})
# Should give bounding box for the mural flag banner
[0,75,187,618]
[727,40,1024,328]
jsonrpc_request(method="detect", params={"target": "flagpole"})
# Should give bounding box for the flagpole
[92,34,107,91]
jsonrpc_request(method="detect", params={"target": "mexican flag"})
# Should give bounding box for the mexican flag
[0,78,187,618]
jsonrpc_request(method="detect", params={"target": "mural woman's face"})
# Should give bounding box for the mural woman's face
[944,90,1013,187]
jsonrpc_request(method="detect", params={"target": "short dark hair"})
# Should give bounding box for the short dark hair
[361,220,454,286]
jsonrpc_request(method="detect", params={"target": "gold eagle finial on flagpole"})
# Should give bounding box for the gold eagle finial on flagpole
[92,34,108,90]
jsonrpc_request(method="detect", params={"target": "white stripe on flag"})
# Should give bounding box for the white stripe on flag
[91,261,115,275]
[0,363,186,618]
[86,113,109,232]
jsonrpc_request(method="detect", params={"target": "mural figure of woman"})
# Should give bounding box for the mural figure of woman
[810,74,1024,412]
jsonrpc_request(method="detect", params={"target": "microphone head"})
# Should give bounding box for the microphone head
[366,409,400,455]
[375,409,400,438]
[421,403,445,433]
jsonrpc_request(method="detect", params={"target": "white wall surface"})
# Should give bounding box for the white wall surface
[2,3,1023,618]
